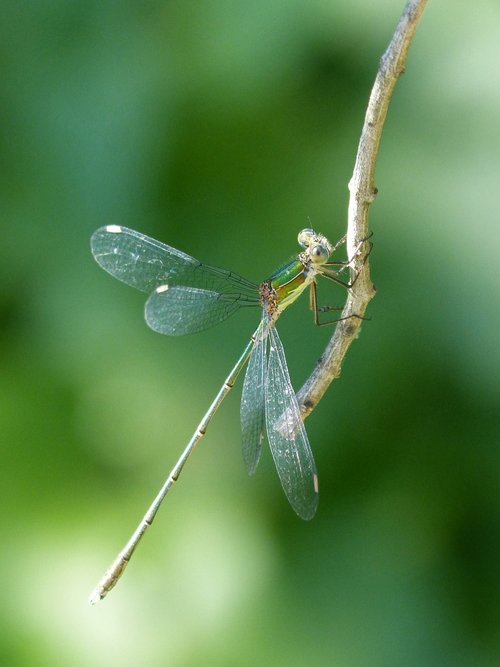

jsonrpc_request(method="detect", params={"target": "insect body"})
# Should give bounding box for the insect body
[89,225,354,603]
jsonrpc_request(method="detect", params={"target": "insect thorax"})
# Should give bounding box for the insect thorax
[259,281,279,315]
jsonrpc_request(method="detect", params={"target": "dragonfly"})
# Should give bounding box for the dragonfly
[89,224,364,603]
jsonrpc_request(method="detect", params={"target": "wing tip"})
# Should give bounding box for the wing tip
[299,497,319,521]
[295,477,319,521]
[90,225,123,255]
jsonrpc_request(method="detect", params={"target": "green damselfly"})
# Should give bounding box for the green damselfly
[89,225,364,603]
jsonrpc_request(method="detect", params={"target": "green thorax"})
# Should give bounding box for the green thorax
[264,257,310,312]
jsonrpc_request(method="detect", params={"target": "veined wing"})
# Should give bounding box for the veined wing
[145,285,257,336]
[240,318,268,474]
[90,225,258,296]
[265,326,319,520]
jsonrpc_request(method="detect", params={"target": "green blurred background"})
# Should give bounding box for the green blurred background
[1,1,499,665]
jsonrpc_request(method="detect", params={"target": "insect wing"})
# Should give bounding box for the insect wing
[265,326,319,520]
[240,318,268,474]
[90,225,258,296]
[145,286,253,336]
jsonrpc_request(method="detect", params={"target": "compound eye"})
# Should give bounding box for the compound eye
[310,244,328,263]
[298,228,315,248]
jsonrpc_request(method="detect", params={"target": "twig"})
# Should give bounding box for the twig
[297,0,428,419]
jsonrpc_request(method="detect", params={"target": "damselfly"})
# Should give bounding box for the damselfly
[89,225,365,603]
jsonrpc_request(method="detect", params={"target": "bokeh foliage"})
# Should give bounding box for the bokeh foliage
[1,2,499,666]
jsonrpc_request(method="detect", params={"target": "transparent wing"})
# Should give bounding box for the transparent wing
[240,318,268,475]
[265,326,319,520]
[90,225,258,296]
[145,286,256,336]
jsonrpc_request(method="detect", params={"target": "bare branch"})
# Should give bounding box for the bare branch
[297,0,428,418]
